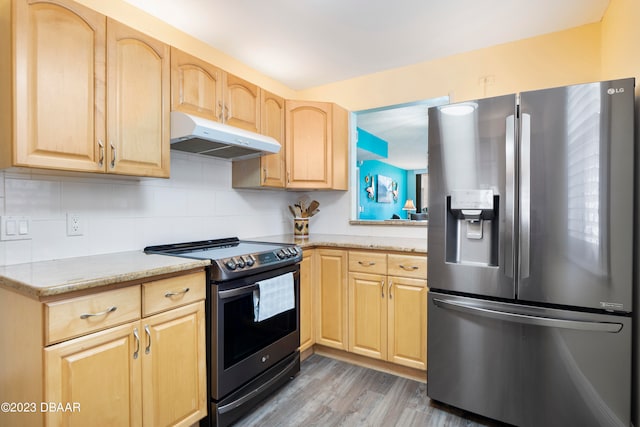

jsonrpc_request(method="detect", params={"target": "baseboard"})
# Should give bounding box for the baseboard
[311,345,427,383]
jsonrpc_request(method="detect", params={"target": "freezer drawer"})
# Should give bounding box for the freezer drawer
[427,292,631,427]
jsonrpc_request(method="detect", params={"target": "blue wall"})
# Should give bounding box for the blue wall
[358,160,408,220]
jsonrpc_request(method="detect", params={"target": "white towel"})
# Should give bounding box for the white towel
[253,272,295,322]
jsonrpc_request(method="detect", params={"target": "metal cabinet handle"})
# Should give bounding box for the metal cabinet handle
[110,141,116,168]
[381,280,385,298]
[388,280,393,299]
[263,168,267,183]
[224,104,230,121]
[80,306,117,319]
[164,287,190,298]
[144,325,151,355]
[399,264,418,271]
[98,139,104,166]
[133,328,140,359]
[358,261,376,267]
[218,101,224,122]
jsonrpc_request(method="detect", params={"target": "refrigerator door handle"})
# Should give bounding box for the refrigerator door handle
[519,113,531,280]
[432,298,623,333]
[504,115,516,279]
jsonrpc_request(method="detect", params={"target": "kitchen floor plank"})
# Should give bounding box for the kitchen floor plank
[235,354,504,426]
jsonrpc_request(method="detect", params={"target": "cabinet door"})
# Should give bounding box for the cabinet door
[142,302,207,427]
[285,100,332,189]
[299,250,314,352]
[224,73,260,133]
[348,272,387,360]
[44,322,142,427]
[14,0,106,172]
[315,249,348,349]
[388,277,428,370]
[170,47,223,122]
[106,19,170,177]
[259,89,286,187]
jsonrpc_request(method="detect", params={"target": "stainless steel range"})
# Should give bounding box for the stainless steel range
[145,237,302,427]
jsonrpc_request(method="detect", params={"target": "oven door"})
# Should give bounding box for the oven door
[209,264,300,400]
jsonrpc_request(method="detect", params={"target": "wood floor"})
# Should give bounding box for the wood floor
[234,354,504,426]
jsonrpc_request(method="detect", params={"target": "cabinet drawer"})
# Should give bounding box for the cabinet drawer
[142,271,206,317]
[349,251,387,274]
[388,254,427,279]
[46,286,141,345]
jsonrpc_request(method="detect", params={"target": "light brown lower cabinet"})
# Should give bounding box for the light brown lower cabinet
[0,271,207,427]
[302,248,428,371]
[348,251,428,370]
[299,249,314,352]
[314,249,348,350]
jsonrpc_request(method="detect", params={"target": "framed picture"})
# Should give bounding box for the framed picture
[377,175,393,203]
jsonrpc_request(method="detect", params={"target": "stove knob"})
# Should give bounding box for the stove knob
[235,257,245,268]
[244,255,255,267]
[225,259,237,270]
[276,249,286,259]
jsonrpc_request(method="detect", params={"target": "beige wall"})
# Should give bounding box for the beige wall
[601,0,640,95]
[298,24,602,111]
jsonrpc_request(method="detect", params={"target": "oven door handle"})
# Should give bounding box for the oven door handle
[219,283,259,300]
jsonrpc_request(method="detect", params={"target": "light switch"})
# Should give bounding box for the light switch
[6,219,17,235]
[1,216,32,241]
[18,219,29,235]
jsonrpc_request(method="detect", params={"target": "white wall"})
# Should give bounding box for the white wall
[0,152,424,266]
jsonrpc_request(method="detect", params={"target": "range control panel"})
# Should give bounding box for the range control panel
[222,246,301,272]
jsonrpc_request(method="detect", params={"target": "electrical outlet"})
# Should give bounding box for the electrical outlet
[66,213,83,236]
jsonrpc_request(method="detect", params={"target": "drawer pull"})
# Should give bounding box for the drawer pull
[381,280,385,298]
[164,287,190,298]
[399,264,419,271]
[358,261,376,267]
[80,306,117,319]
[144,325,151,355]
[133,328,140,359]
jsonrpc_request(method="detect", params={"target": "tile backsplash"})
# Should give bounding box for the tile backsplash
[0,151,425,266]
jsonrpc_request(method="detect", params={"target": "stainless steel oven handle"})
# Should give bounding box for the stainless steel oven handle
[217,356,299,414]
[219,283,259,300]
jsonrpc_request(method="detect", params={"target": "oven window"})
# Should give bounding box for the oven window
[223,292,296,369]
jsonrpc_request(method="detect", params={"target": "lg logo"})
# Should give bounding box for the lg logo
[607,88,625,95]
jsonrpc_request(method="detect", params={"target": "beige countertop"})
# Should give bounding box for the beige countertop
[251,233,428,254]
[0,234,425,300]
[0,251,210,300]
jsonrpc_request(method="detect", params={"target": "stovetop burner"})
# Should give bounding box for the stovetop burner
[144,237,302,281]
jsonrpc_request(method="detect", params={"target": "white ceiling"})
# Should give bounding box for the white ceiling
[123,0,609,171]
[123,0,608,90]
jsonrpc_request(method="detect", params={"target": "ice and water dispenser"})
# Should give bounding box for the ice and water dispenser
[446,189,499,266]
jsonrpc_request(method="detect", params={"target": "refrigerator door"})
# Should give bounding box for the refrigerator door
[428,94,517,299]
[518,78,635,312]
[427,291,632,427]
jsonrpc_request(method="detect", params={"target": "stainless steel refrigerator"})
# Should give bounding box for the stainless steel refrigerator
[427,78,635,427]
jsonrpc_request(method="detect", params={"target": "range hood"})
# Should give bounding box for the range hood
[170,111,280,160]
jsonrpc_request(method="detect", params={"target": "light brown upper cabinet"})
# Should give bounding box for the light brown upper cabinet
[232,89,286,188]
[285,100,348,190]
[171,47,260,133]
[106,19,170,177]
[0,0,170,177]
[171,47,223,122]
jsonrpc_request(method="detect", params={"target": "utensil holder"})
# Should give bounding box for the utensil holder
[293,217,309,237]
